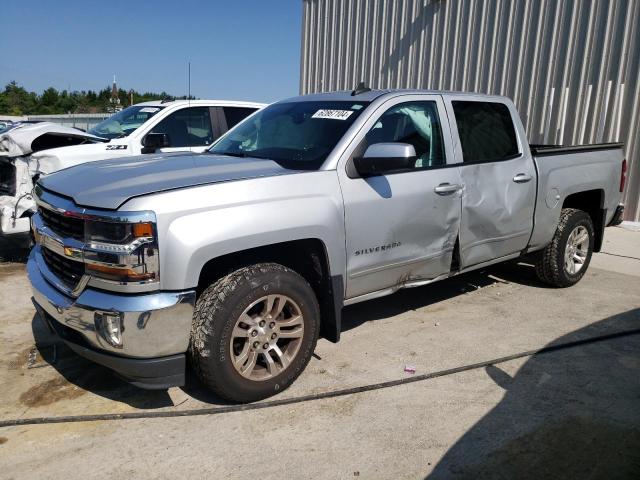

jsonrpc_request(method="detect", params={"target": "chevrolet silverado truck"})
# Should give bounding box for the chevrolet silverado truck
[27,89,626,402]
[0,99,264,238]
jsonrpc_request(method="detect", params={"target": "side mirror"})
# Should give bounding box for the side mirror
[141,133,170,153]
[353,143,416,177]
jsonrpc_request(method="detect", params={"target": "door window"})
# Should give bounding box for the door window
[362,101,446,169]
[451,101,519,163]
[150,107,214,147]
[223,107,259,129]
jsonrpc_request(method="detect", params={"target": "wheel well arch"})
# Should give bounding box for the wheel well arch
[561,189,605,251]
[197,238,343,343]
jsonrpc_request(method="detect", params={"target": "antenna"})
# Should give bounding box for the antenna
[188,62,191,105]
[351,81,371,96]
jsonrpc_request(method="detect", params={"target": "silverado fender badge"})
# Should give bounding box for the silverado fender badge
[354,242,401,256]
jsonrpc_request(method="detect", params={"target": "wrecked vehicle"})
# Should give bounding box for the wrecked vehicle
[27,89,626,402]
[0,122,104,236]
[0,100,264,238]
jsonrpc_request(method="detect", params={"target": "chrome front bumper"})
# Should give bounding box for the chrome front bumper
[27,247,196,359]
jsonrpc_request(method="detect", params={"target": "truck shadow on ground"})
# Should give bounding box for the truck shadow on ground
[30,314,175,409]
[427,307,640,479]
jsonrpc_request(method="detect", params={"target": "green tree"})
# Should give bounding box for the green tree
[0,82,195,115]
[40,87,59,113]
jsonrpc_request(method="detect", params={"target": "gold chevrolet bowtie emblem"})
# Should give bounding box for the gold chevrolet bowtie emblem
[63,246,82,258]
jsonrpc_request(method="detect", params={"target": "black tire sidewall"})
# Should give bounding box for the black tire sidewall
[198,266,319,402]
[555,212,594,285]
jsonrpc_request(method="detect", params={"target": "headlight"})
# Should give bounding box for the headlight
[83,219,159,285]
[87,220,154,245]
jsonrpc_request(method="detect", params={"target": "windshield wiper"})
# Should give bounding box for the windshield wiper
[218,151,250,158]
[211,151,272,161]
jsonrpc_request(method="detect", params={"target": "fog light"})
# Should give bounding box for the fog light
[95,311,124,348]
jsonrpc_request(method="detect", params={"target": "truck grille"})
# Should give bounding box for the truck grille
[42,247,85,288]
[0,161,16,196]
[39,207,85,240]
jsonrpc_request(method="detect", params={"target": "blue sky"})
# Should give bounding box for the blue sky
[1,0,302,103]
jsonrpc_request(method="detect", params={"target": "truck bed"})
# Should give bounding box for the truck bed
[528,142,625,251]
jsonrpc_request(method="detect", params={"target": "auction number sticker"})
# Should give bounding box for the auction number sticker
[312,109,354,120]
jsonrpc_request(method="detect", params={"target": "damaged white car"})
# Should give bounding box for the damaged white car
[0,122,106,236]
[0,99,264,239]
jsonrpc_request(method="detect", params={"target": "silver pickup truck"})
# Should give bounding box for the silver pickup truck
[27,89,626,402]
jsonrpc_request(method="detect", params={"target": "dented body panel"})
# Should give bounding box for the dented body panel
[443,96,538,267]
[0,122,108,236]
[335,93,462,298]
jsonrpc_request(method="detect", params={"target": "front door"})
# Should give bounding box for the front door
[338,95,463,299]
[444,98,536,268]
[149,106,215,154]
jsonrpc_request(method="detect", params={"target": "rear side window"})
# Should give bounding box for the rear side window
[223,107,258,129]
[452,101,519,163]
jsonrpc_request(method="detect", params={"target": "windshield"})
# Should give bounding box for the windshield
[209,101,369,170]
[89,105,165,139]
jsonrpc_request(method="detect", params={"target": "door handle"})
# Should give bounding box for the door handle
[513,173,533,183]
[434,183,461,195]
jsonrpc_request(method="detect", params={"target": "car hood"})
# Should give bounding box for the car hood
[0,122,106,157]
[39,153,298,209]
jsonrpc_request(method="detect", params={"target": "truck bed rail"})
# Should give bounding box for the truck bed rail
[530,142,624,157]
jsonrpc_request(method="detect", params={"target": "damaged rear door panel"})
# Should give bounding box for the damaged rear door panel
[444,98,536,268]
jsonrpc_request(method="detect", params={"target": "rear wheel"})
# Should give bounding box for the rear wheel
[189,263,320,402]
[534,208,594,287]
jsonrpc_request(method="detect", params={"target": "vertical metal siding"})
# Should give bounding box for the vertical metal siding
[300,0,640,221]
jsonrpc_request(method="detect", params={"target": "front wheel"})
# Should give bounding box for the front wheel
[189,263,320,402]
[534,208,594,287]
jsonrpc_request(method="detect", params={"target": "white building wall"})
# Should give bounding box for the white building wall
[300,0,640,221]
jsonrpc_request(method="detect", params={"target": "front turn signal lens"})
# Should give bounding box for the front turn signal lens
[132,222,154,238]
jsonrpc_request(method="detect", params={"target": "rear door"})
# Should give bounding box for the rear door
[222,106,260,130]
[444,97,536,268]
[338,94,462,299]
[209,106,261,146]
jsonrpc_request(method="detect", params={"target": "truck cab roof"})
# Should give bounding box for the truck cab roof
[134,99,267,109]
[279,89,512,104]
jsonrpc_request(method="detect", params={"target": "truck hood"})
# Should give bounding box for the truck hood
[0,122,106,158]
[39,153,298,209]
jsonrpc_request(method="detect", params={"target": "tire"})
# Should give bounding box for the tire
[534,208,595,288]
[189,263,320,402]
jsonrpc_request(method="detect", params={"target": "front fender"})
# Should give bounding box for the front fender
[121,171,346,291]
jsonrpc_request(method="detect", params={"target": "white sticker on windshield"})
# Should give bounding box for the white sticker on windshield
[139,107,160,113]
[312,109,354,120]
